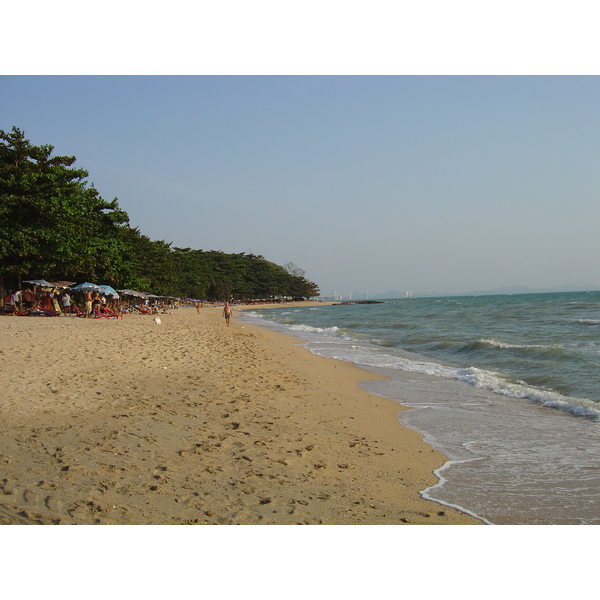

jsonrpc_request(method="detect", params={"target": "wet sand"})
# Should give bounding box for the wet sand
[0,305,481,524]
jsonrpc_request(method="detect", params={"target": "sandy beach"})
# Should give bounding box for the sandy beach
[0,304,481,525]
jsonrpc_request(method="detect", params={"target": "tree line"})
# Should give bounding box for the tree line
[0,127,319,301]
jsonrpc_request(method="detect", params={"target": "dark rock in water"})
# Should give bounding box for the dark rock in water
[335,301,384,305]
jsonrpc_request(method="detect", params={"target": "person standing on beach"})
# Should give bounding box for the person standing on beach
[22,288,35,310]
[12,289,22,311]
[84,289,93,318]
[223,301,233,326]
[91,293,102,315]
[61,291,71,316]
[51,290,61,313]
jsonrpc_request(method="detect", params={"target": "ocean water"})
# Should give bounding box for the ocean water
[239,292,600,524]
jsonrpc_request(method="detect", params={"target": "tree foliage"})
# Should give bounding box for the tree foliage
[1,127,320,301]
[0,126,130,282]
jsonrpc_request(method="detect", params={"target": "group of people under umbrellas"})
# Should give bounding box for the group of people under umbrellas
[3,280,175,319]
[4,280,120,318]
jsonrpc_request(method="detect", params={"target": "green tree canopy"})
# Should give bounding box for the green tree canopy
[0,126,130,282]
[1,126,320,301]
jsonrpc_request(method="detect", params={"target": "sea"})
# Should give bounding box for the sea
[239,291,600,525]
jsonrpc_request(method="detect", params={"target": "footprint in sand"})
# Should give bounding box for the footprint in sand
[0,454,13,466]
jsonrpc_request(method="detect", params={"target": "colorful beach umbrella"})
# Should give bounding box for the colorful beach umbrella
[97,285,119,298]
[71,282,101,292]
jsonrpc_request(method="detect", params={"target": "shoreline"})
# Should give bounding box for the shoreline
[236,302,487,524]
[0,305,481,524]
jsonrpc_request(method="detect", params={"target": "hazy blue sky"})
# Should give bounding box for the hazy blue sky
[2,75,599,297]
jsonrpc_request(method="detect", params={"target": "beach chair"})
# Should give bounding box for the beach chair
[133,304,152,315]
[101,307,123,319]
[72,305,87,318]
[92,306,121,319]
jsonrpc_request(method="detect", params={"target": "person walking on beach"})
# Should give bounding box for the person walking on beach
[223,301,233,326]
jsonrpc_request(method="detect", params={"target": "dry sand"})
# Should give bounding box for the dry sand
[0,304,481,525]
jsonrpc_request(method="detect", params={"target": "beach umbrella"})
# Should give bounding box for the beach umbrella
[71,282,101,292]
[49,281,76,289]
[118,289,148,299]
[24,279,54,288]
[97,285,118,298]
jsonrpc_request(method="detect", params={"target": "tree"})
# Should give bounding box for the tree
[0,126,130,283]
[1,126,322,302]
[171,247,213,299]
[288,275,320,299]
[284,261,306,278]
[121,228,177,294]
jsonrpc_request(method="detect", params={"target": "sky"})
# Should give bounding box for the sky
[4,75,599,297]
[2,6,600,298]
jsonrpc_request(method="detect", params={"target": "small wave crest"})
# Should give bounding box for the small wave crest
[452,338,570,360]
[288,323,348,338]
[479,338,555,350]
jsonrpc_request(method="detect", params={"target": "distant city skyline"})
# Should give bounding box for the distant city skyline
[326,284,600,302]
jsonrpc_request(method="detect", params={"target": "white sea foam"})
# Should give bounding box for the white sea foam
[420,460,493,525]
[287,323,347,338]
[456,367,600,420]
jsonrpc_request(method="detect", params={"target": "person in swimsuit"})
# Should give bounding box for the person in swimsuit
[84,290,93,317]
[22,288,35,310]
[91,293,102,315]
[223,301,233,326]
